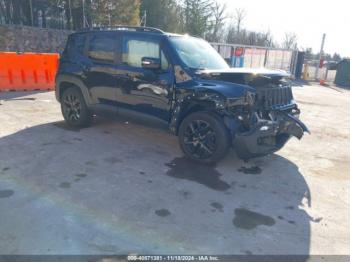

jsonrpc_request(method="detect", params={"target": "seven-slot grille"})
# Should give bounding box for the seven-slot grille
[257,86,294,109]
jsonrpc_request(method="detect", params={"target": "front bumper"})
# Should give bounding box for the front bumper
[232,113,309,159]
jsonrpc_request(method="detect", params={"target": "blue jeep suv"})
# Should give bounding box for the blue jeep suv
[56,26,308,163]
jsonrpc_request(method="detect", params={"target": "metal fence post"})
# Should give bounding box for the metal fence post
[264,49,268,67]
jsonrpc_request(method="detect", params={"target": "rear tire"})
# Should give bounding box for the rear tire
[61,87,92,127]
[178,111,231,164]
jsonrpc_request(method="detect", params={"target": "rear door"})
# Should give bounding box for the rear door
[84,32,120,105]
[114,34,174,121]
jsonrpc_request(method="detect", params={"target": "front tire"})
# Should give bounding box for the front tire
[61,87,92,127]
[178,111,231,164]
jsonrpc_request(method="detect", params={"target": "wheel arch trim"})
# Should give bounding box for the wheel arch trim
[55,75,93,105]
[169,91,226,135]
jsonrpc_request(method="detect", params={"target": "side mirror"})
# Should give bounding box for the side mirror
[141,57,160,70]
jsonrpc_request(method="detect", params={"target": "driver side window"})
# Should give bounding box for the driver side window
[122,37,169,70]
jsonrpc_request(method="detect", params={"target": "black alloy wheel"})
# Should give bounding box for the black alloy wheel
[61,87,92,127]
[179,111,231,164]
[183,119,217,159]
[63,92,82,122]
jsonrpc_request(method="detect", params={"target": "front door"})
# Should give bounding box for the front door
[115,35,174,121]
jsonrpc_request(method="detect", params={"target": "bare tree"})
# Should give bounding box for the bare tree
[260,30,275,47]
[206,2,227,42]
[183,0,214,37]
[225,8,245,44]
[234,8,245,34]
[225,23,236,43]
[283,32,298,49]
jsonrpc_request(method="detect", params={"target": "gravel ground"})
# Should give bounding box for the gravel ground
[0,84,349,255]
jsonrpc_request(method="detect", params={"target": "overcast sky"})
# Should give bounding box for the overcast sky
[218,0,349,57]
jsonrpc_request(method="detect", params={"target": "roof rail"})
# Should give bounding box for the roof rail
[80,26,165,34]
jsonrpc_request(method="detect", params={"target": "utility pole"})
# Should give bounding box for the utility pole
[315,33,326,80]
[29,0,34,26]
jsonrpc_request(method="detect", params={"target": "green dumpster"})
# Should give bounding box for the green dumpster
[335,59,350,86]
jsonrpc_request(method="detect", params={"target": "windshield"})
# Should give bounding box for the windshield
[169,36,229,70]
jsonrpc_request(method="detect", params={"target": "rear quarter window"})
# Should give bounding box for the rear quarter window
[67,33,87,57]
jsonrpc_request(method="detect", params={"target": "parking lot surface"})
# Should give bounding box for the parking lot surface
[0,84,349,255]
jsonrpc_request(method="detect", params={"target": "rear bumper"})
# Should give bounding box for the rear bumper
[232,113,309,159]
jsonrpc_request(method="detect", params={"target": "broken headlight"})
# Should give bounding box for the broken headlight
[225,91,256,108]
[244,91,256,106]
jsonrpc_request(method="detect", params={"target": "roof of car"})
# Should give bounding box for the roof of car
[73,26,189,38]
[77,26,164,34]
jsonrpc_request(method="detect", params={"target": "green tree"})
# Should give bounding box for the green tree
[92,0,140,27]
[140,0,183,32]
[183,0,214,37]
[61,0,93,30]
[0,0,31,25]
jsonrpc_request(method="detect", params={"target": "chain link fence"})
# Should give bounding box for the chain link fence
[211,42,298,76]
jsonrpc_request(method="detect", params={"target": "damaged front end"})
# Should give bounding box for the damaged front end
[228,108,309,159]
[201,69,310,159]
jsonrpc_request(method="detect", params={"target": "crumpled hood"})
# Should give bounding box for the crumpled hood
[194,79,254,99]
[195,67,291,93]
[196,67,291,77]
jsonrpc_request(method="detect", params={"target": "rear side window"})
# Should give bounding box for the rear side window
[122,37,169,70]
[66,33,86,56]
[88,34,116,63]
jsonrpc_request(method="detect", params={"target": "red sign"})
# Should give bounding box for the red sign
[234,47,244,57]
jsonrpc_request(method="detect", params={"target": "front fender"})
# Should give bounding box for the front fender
[169,79,254,134]
[169,87,227,133]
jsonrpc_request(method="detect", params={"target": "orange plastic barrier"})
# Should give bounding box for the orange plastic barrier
[0,52,59,91]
